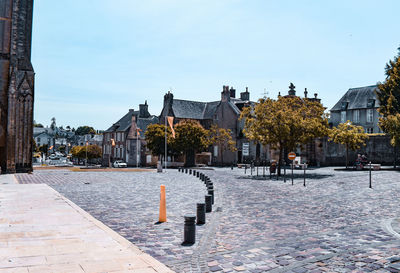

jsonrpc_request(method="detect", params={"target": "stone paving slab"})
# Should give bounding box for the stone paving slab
[0,183,174,273]
[14,167,400,272]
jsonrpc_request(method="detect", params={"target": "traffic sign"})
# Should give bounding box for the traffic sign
[288,152,296,161]
[242,143,249,156]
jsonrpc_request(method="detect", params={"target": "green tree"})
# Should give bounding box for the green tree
[50,117,56,131]
[173,120,209,167]
[38,144,48,155]
[377,47,400,148]
[58,145,66,154]
[32,138,38,152]
[33,120,44,128]
[145,124,174,163]
[71,146,84,159]
[240,96,328,175]
[75,126,96,136]
[329,121,369,168]
[208,124,236,165]
[87,145,102,159]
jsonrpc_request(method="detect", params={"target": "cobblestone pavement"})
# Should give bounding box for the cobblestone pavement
[16,167,400,272]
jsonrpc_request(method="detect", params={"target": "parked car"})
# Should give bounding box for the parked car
[113,160,127,168]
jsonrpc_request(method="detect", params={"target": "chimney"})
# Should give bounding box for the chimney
[240,87,250,101]
[163,91,174,107]
[129,109,134,112]
[139,100,150,118]
[288,83,296,96]
[304,88,308,98]
[229,87,236,98]
[221,85,231,102]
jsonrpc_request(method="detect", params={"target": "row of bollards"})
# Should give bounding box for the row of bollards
[178,167,215,245]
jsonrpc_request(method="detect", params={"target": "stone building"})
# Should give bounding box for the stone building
[102,101,159,166]
[0,0,35,173]
[330,85,381,133]
[159,86,267,165]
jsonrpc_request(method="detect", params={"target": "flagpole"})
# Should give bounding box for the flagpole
[136,130,139,168]
[165,116,167,171]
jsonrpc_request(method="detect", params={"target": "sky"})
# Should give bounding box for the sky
[32,0,400,130]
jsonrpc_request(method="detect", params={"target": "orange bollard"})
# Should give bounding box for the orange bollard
[159,185,167,222]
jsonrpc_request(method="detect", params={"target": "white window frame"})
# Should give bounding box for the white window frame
[341,111,346,123]
[353,110,360,123]
[367,109,374,123]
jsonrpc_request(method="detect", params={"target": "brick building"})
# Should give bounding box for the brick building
[160,86,268,165]
[102,101,158,166]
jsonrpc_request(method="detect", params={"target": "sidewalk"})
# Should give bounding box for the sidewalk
[0,178,174,273]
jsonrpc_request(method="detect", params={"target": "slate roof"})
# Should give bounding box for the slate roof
[171,99,220,120]
[137,116,159,131]
[105,110,159,133]
[105,110,139,133]
[331,85,380,111]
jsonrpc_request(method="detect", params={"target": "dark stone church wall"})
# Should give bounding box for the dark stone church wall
[0,0,34,173]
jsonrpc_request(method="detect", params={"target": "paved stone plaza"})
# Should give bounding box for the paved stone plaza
[16,167,400,272]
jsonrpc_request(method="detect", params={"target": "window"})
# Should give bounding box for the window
[37,137,41,143]
[341,111,346,123]
[366,128,373,134]
[367,109,374,123]
[353,110,360,123]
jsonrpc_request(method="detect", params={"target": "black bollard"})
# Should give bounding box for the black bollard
[189,169,192,175]
[369,161,372,188]
[185,169,188,174]
[196,203,206,225]
[205,195,212,212]
[193,170,196,176]
[207,182,213,189]
[183,215,196,245]
[197,172,200,178]
[208,188,214,204]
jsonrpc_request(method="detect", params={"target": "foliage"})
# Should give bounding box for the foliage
[33,120,43,128]
[38,144,48,155]
[173,120,209,166]
[32,138,38,152]
[75,126,96,136]
[174,120,209,153]
[328,121,369,167]
[58,145,66,154]
[71,145,102,159]
[377,47,400,146]
[240,96,328,174]
[50,117,56,131]
[208,124,236,163]
[145,123,174,157]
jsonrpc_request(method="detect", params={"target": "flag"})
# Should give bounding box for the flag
[167,116,175,138]
[48,145,53,150]
[111,138,115,147]
[86,141,88,146]
[136,128,142,137]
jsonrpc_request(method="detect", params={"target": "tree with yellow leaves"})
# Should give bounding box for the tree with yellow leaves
[329,121,369,168]
[208,124,237,165]
[240,95,328,175]
[173,120,209,167]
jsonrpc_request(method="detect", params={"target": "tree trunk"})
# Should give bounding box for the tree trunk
[345,144,348,169]
[184,149,195,167]
[394,146,397,169]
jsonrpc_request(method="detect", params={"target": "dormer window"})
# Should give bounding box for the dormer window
[367,99,375,108]
[341,102,349,110]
